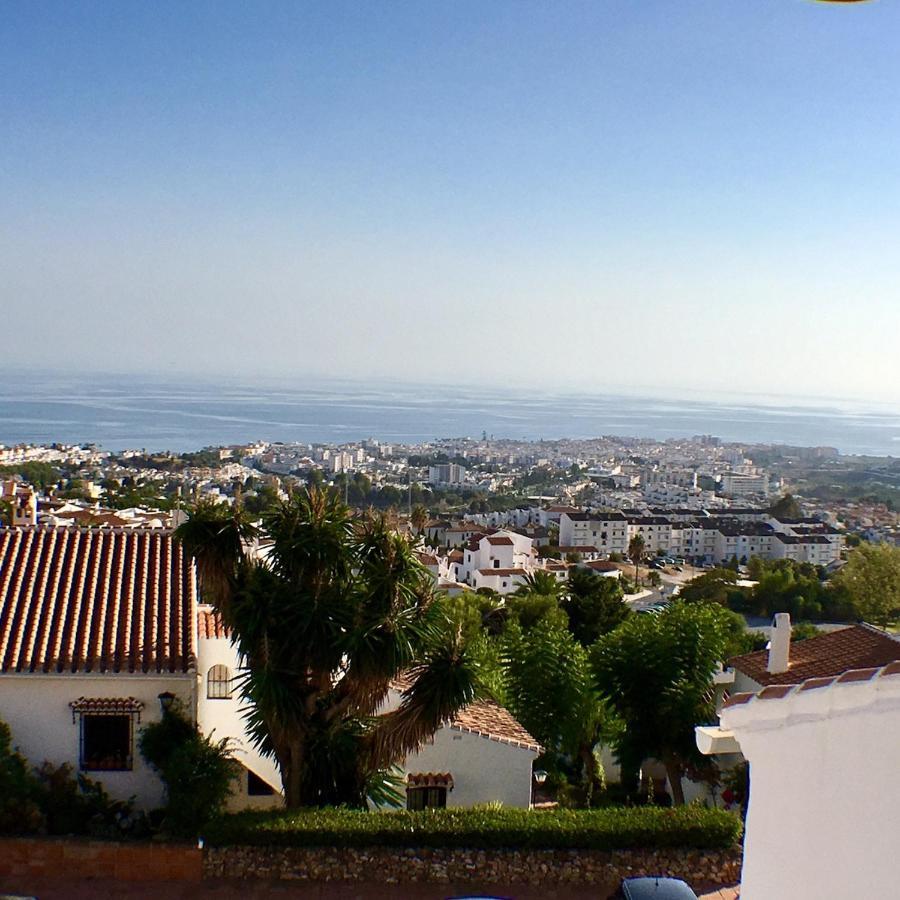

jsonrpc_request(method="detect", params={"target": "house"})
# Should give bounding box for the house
[0,527,196,810]
[384,674,540,809]
[727,615,900,694]
[700,663,900,900]
[0,525,539,812]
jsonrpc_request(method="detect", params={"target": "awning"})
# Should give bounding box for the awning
[407,772,454,790]
[69,696,144,723]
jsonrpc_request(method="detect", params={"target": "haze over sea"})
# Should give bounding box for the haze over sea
[0,372,898,457]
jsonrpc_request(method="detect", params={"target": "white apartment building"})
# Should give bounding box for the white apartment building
[428,463,466,486]
[720,472,770,497]
[558,512,629,555]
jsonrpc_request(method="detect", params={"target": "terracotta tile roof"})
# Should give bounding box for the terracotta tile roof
[197,605,229,640]
[451,697,541,753]
[477,568,527,577]
[722,661,900,710]
[728,624,900,687]
[407,772,454,788]
[389,677,541,753]
[0,527,196,674]
[486,536,514,546]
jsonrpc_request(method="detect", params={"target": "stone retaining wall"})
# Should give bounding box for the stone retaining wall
[204,845,742,893]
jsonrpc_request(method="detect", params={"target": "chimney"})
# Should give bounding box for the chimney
[767,612,791,675]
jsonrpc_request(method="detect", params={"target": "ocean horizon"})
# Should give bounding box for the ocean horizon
[0,370,898,457]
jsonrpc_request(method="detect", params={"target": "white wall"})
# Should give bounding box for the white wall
[720,672,900,900]
[196,636,283,808]
[401,725,536,809]
[0,673,193,810]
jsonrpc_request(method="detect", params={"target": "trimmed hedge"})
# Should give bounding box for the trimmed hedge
[203,805,742,851]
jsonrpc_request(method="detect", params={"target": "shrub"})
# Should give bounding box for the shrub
[0,720,42,834]
[139,704,238,837]
[203,805,742,850]
[0,719,145,838]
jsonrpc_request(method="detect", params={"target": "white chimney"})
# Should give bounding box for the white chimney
[767,612,791,675]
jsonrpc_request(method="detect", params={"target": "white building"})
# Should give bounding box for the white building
[0,525,539,812]
[701,660,900,900]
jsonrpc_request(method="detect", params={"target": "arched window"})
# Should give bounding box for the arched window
[207,664,232,700]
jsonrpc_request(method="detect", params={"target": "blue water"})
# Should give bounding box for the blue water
[0,370,898,456]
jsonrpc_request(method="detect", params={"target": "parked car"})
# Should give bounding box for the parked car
[616,876,700,899]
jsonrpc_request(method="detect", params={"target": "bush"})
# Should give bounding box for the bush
[139,705,238,837]
[203,805,742,850]
[0,720,42,834]
[0,719,145,838]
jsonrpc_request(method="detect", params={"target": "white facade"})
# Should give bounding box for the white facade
[0,673,193,809]
[715,666,900,900]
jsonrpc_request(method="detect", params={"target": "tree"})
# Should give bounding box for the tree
[679,568,741,606]
[591,602,732,805]
[646,570,662,588]
[832,542,900,627]
[410,504,428,534]
[175,488,480,808]
[768,494,802,520]
[501,618,616,805]
[562,569,630,646]
[628,534,645,588]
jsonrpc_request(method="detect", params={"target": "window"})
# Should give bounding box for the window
[207,664,233,699]
[407,786,447,810]
[493,559,500,568]
[81,714,132,771]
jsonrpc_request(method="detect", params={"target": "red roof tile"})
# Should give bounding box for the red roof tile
[451,697,541,753]
[485,536,514,546]
[197,605,229,640]
[0,527,196,674]
[728,624,900,687]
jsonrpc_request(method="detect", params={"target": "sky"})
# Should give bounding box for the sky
[2,1,899,404]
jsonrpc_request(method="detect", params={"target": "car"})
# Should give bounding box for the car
[617,876,700,899]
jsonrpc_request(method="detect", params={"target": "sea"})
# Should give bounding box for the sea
[0,371,898,457]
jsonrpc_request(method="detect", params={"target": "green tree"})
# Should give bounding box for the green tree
[591,602,732,805]
[175,489,480,808]
[562,569,630,646]
[832,542,900,627]
[410,504,429,534]
[768,494,802,520]
[501,618,616,805]
[628,534,646,588]
[679,568,741,606]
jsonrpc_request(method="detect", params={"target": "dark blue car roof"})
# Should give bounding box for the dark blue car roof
[621,876,699,899]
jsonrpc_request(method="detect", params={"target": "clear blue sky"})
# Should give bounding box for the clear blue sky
[2,1,899,403]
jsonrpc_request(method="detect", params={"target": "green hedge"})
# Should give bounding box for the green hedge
[203,805,741,851]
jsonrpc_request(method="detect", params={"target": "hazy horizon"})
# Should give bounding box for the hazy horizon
[3,2,900,404]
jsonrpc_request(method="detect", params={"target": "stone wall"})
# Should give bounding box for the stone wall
[204,845,742,893]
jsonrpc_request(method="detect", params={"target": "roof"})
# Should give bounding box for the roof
[721,661,900,727]
[728,624,900,687]
[451,696,541,752]
[0,527,197,674]
[485,536,514,546]
[197,605,229,640]
[477,568,527,577]
[390,677,541,753]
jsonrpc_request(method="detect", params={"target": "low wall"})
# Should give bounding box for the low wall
[0,837,202,882]
[204,845,742,891]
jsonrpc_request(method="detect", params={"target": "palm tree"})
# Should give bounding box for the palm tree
[175,488,480,808]
[628,534,646,589]
[410,503,428,535]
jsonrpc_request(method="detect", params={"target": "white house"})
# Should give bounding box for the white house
[700,662,900,900]
[0,527,197,810]
[0,525,540,812]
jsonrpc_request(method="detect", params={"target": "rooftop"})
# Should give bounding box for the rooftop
[0,526,196,674]
[728,623,900,687]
